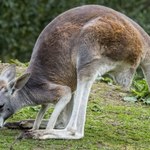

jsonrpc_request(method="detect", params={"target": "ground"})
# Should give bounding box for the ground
[0,63,150,150]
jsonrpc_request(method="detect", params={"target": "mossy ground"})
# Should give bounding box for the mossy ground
[0,64,150,150]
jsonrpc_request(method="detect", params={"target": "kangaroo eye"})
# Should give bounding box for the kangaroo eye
[4,89,8,93]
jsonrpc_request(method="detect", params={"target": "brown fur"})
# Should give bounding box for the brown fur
[80,15,143,66]
[26,5,150,101]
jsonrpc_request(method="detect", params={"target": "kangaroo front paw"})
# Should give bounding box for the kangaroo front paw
[19,130,34,139]
[19,120,34,129]
[20,130,44,139]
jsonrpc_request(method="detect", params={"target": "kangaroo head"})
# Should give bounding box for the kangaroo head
[0,65,30,127]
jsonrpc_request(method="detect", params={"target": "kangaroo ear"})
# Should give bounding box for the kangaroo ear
[9,73,31,95]
[14,73,31,90]
[0,65,16,82]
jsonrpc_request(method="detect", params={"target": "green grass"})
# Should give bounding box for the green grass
[0,82,150,150]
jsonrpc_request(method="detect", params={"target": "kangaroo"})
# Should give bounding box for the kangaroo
[0,5,150,139]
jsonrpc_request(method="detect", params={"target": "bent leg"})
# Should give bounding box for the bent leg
[32,104,50,130]
[66,78,95,137]
[55,94,74,129]
[76,81,93,135]
[46,87,72,130]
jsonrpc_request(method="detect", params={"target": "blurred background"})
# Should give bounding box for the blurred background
[0,0,150,62]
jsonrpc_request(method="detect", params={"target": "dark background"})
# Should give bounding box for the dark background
[0,0,150,62]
